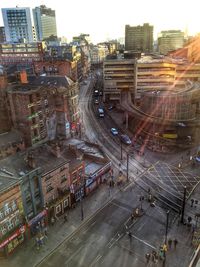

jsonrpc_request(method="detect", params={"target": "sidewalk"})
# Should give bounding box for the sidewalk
[1,183,119,267]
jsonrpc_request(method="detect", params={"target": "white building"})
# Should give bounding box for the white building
[2,7,33,43]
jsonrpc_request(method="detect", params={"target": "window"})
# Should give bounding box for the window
[11,201,17,211]
[46,184,53,193]
[4,203,11,216]
[55,204,61,214]
[0,225,7,236]
[0,210,4,220]
[63,199,68,208]
[7,220,14,231]
[61,175,67,183]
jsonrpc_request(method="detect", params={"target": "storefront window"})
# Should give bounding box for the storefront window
[7,234,24,254]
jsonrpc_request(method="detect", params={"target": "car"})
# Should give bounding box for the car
[110,128,118,136]
[120,134,132,145]
[94,99,99,104]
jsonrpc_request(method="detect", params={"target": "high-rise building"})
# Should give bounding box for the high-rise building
[1,7,33,43]
[125,23,153,52]
[158,30,185,55]
[33,5,57,41]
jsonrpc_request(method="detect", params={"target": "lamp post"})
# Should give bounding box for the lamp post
[181,186,187,224]
[127,153,129,182]
[165,210,170,244]
[120,140,123,160]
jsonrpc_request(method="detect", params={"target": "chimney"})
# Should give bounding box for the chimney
[20,70,28,84]
[27,152,36,168]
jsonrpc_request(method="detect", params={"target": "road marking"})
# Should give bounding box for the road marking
[110,200,132,212]
[137,221,146,231]
[131,233,156,249]
[89,254,102,266]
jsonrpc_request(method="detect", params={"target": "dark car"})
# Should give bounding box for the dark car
[108,105,115,110]
[120,134,131,145]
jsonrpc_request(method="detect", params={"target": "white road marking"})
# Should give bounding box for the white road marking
[131,233,156,249]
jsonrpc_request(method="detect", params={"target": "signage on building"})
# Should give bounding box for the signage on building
[0,225,26,249]
[28,209,48,227]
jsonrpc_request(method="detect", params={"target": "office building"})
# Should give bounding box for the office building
[33,5,57,41]
[1,7,33,43]
[158,30,185,55]
[125,23,153,52]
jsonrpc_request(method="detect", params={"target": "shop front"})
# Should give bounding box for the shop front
[27,209,48,237]
[85,162,111,196]
[0,225,26,257]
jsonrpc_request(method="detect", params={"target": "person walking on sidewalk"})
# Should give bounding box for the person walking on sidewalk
[145,253,150,263]
[174,238,178,249]
[64,214,68,223]
[168,238,172,249]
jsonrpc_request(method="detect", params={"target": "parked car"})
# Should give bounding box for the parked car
[110,128,118,136]
[108,105,114,110]
[120,134,131,145]
[94,99,99,104]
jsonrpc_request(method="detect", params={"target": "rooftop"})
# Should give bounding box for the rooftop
[8,75,74,93]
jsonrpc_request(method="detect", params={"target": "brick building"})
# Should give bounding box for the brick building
[0,72,11,133]
[7,72,80,147]
[33,59,78,81]
[0,176,25,257]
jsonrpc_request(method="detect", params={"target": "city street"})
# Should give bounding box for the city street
[37,183,193,267]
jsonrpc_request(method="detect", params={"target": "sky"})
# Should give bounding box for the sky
[0,0,199,44]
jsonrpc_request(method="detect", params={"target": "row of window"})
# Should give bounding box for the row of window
[0,217,20,237]
[0,201,18,220]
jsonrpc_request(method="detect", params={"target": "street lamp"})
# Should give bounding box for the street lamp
[165,210,170,244]
[181,186,187,224]
[120,139,123,160]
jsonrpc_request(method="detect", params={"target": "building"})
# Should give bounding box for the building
[103,53,137,103]
[125,23,153,52]
[2,7,33,43]
[0,27,6,43]
[158,30,185,55]
[0,72,11,133]
[0,176,25,257]
[7,72,80,146]
[33,5,57,41]
[0,42,44,71]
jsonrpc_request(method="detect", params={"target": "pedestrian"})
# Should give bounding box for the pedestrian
[168,238,172,249]
[191,199,194,207]
[145,253,150,263]
[174,238,178,249]
[64,214,68,222]
[51,217,55,226]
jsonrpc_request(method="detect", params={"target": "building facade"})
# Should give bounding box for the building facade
[0,178,25,257]
[158,30,185,55]
[103,54,137,103]
[2,7,33,43]
[33,5,57,41]
[125,23,153,52]
[0,27,6,43]
[7,73,79,146]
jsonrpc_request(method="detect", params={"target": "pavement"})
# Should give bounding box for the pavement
[1,180,120,267]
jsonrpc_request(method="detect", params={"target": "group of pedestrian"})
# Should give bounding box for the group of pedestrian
[168,238,178,250]
[145,250,158,263]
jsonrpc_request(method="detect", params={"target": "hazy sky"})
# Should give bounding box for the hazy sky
[0,0,199,43]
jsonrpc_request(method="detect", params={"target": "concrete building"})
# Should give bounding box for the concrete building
[7,72,79,147]
[33,5,57,41]
[103,53,137,103]
[0,176,25,257]
[158,30,185,55]
[0,27,6,43]
[1,7,33,43]
[125,23,153,52]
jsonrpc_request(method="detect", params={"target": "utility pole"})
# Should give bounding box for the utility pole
[181,186,187,224]
[165,210,170,244]
[120,140,123,160]
[80,175,84,221]
[127,153,129,182]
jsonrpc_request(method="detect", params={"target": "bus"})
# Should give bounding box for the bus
[98,108,104,118]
